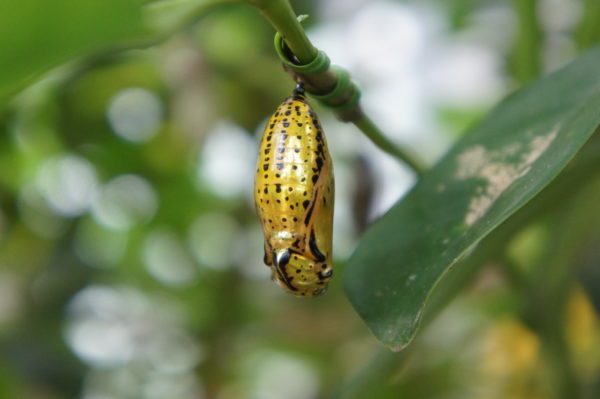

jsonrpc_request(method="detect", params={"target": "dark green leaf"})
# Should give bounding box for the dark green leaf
[344,46,600,350]
[0,0,142,101]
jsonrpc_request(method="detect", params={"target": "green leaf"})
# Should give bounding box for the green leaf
[0,0,143,101]
[344,46,600,351]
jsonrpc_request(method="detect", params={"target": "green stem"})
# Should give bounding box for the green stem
[244,0,317,63]
[243,0,427,175]
[353,115,426,175]
[575,0,600,50]
[510,0,542,83]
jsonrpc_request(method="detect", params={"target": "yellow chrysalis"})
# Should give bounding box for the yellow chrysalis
[254,84,334,297]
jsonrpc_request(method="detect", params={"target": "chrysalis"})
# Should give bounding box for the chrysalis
[254,84,334,297]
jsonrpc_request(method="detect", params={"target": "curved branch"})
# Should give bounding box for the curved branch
[243,0,427,175]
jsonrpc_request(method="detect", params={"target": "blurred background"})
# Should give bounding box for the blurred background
[0,0,599,398]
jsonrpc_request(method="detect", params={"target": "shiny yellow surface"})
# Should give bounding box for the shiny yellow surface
[254,89,334,297]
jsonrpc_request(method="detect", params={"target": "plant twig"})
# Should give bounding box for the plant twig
[243,0,427,175]
[353,114,426,174]
[510,0,541,83]
[245,0,317,63]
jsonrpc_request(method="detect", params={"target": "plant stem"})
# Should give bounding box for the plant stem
[245,0,317,63]
[510,0,541,83]
[575,0,600,50]
[353,114,426,175]
[243,0,427,175]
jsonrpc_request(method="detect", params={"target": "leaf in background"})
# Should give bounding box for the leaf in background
[344,46,600,350]
[0,0,142,101]
[143,0,230,34]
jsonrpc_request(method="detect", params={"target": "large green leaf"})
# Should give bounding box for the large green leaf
[0,0,143,101]
[344,47,600,350]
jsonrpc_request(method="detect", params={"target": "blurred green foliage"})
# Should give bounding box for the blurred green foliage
[0,1,599,399]
[0,0,143,102]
